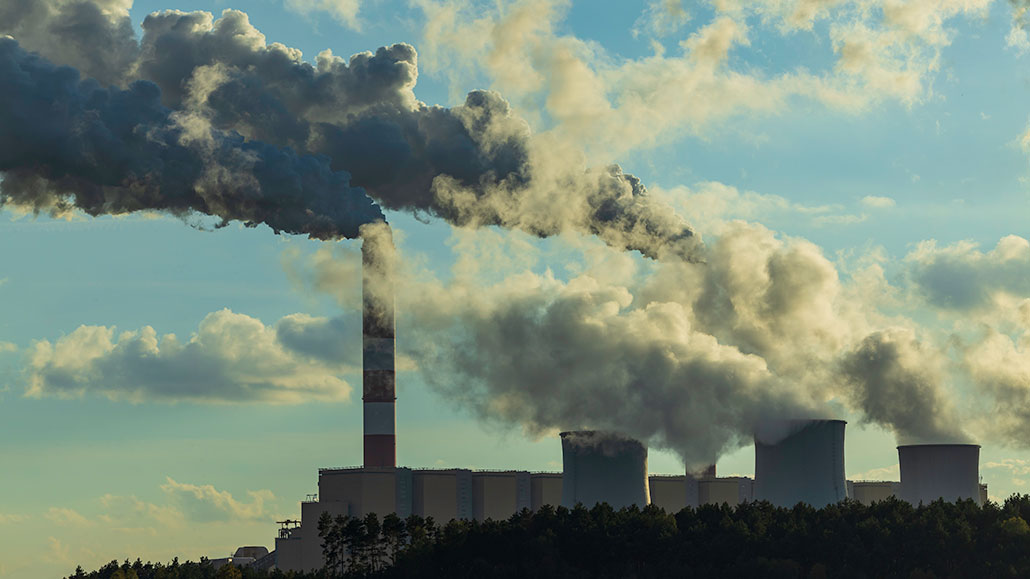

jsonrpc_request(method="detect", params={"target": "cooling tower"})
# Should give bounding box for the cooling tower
[362,224,396,468]
[898,444,982,505]
[754,419,847,508]
[560,431,650,509]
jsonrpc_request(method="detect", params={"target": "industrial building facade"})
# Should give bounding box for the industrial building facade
[275,465,758,572]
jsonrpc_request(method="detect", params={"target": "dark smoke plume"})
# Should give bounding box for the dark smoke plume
[0,4,696,260]
[0,38,382,239]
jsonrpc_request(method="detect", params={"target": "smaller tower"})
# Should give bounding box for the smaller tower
[898,444,981,505]
[560,431,650,509]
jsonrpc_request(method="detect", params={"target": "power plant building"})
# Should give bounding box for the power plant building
[700,476,754,506]
[530,473,563,511]
[649,475,687,512]
[848,481,899,505]
[754,419,847,508]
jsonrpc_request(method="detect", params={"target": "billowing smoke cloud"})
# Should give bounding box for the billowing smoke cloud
[906,236,1030,311]
[839,328,969,444]
[270,220,985,462]
[961,327,1030,447]
[134,8,698,259]
[0,0,136,86]
[0,38,382,239]
[402,264,818,466]
[0,2,698,260]
[24,309,356,403]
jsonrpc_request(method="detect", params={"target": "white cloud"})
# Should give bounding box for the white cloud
[861,195,897,209]
[657,181,862,232]
[813,213,869,226]
[44,507,92,527]
[23,309,354,404]
[47,537,71,565]
[160,478,275,523]
[0,513,29,524]
[415,0,991,159]
[633,0,690,40]
[0,341,16,353]
[985,458,1030,477]
[99,493,184,531]
[1009,0,1030,53]
[850,463,900,481]
[906,235,1030,311]
[283,0,362,30]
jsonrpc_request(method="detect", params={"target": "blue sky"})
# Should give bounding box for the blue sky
[4,0,1030,576]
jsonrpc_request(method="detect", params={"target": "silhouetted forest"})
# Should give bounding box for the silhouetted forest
[69,495,1030,579]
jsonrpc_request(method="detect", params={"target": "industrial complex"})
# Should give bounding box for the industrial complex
[260,229,990,572]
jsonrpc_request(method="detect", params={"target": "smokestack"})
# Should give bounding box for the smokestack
[898,444,982,505]
[362,223,396,468]
[754,419,847,508]
[685,464,716,508]
[560,431,650,509]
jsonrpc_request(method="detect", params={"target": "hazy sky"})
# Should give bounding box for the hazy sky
[4,0,1030,577]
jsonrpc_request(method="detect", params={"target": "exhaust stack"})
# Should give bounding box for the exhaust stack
[362,223,396,468]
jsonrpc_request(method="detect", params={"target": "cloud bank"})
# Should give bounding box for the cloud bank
[24,309,357,404]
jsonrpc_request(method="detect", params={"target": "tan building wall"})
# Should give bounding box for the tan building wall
[700,478,749,506]
[472,472,517,521]
[319,470,363,505]
[851,481,897,505]
[316,468,399,517]
[357,470,397,516]
[413,471,459,522]
[531,473,562,511]
[649,476,687,513]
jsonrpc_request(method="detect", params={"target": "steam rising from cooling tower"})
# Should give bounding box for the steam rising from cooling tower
[754,419,847,508]
[560,431,650,509]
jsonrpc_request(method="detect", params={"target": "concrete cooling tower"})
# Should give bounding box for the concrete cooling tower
[754,419,847,508]
[898,444,982,505]
[560,431,650,509]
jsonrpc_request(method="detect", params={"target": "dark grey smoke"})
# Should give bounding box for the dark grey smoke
[130,8,699,260]
[0,38,383,239]
[404,274,817,465]
[0,2,698,259]
[838,329,969,444]
[0,0,137,86]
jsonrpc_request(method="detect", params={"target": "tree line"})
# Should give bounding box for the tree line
[69,495,1030,579]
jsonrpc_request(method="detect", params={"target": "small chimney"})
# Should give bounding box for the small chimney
[362,223,396,468]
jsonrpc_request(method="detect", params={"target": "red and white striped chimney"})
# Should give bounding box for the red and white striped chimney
[361,222,396,468]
